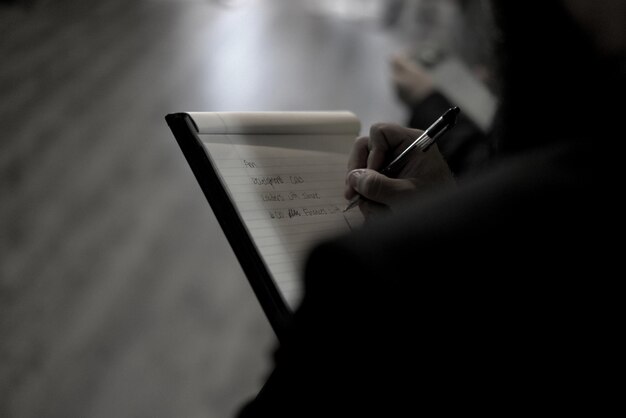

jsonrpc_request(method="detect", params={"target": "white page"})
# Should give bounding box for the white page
[192,112,363,310]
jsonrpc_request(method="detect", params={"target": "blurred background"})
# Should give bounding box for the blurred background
[0,0,495,416]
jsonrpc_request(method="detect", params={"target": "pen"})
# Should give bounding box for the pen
[343,106,460,212]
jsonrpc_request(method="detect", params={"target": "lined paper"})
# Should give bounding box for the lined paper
[194,112,362,310]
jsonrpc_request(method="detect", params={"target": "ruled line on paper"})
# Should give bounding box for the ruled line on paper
[200,133,364,310]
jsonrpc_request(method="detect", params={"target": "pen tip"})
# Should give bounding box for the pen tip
[343,200,357,212]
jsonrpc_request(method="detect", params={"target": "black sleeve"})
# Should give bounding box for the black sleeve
[237,141,607,417]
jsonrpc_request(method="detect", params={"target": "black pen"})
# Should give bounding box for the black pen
[343,106,460,212]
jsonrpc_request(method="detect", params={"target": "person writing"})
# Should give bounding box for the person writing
[238,1,623,416]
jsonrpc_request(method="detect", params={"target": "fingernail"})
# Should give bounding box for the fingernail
[348,169,366,187]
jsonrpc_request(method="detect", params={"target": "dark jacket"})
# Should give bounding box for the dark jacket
[238,136,614,416]
[239,1,622,414]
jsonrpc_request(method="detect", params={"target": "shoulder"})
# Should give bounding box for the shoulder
[283,142,613,414]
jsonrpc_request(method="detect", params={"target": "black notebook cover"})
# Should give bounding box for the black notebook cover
[166,113,293,340]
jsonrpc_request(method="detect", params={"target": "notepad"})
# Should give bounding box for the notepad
[165,111,363,339]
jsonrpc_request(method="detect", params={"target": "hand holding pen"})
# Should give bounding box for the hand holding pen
[344,107,459,213]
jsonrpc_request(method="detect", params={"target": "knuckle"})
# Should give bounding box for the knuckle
[361,173,383,200]
[354,136,369,147]
[370,123,389,136]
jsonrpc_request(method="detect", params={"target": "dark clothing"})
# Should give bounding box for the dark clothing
[238,137,614,416]
[238,1,622,414]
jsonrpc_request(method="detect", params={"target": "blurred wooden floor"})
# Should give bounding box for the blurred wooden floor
[0,0,407,416]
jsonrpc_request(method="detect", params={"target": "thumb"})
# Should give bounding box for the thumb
[347,169,416,205]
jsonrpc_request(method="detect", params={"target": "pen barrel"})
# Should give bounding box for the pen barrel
[379,108,458,177]
[414,133,435,151]
[381,133,433,176]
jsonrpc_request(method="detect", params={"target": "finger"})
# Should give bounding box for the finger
[345,136,370,199]
[390,51,412,72]
[347,168,417,205]
[346,135,370,172]
[367,123,424,170]
[366,123,392,170]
